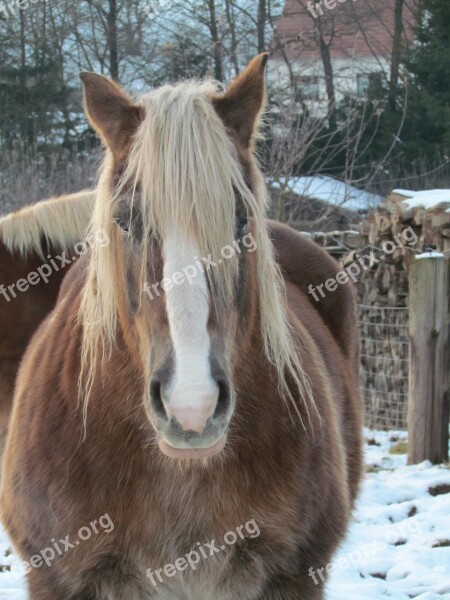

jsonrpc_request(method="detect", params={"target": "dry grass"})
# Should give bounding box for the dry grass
[389,440,409,455]
[0,143,99,215]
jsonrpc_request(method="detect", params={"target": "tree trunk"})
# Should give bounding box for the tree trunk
[208,0,223,81]
[225,0,239,75]
[19,10,31,143]
[317,25,337,131]
[257,0,266,54]
[108,0,119,81]
[389,0,405,110]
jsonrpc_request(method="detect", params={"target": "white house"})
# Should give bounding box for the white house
[268,0,417,113]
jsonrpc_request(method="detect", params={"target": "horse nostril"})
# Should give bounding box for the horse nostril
[150,377,231,430]
[150,380,167,421]
[213,380,231,420]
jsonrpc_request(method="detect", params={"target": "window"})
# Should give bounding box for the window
[294,76,320,101]
[357,74,371,97]
[357,72,384,98]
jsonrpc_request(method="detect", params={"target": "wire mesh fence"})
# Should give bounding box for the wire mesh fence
[358,304,409,430]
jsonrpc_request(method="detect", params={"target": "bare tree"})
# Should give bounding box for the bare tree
[257,0,267,53]
[207,0,223,80]
[107,0,119,80]
[225,0,240,74]
[389,0,406,109]
[265,81,408,228]
[316,16,337,131]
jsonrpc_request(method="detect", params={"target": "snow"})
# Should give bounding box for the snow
[393,189,450,214]
[329,430,450,600]
[0,431,449,599]
[271,175,383,212]
[416,252,445,260]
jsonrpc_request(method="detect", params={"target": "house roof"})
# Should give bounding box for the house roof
[270,0,418,63]
[271,175,382,212]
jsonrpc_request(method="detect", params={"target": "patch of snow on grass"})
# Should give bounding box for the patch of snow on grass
[329,430,450,599]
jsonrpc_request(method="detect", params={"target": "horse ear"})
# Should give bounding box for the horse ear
[80,72,143,160]
[213,53,269,149]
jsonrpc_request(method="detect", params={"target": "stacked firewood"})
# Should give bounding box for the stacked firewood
[365,190,450,267]
[309,190,450,307]
[307,190,450,430]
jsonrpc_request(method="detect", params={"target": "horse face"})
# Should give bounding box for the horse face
[80,54,267,459]
[113,191,257,459]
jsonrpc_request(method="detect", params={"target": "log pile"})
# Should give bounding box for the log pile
[309,189,450,307]
[365,190,450,268]
[306,188,450,430]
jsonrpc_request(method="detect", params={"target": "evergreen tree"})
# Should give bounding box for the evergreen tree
[406,0,450,150]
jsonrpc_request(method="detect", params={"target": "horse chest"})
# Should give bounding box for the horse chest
[122,475,267,599]
[139,533,265,600]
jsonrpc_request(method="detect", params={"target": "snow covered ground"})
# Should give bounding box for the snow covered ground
[329,431,450,600]
[0,430,449,599]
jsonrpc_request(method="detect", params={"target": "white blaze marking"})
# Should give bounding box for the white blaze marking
[162,228,218,432]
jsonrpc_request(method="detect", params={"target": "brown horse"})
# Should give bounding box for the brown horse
[1,54,362,599]
[0,190,94,457]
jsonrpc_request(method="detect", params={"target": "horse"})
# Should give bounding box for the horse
[0,190,94,458]
[1,54,363,599]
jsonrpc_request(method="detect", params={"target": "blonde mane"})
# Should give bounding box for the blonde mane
[79,80,316,429]
[0,190,95,258]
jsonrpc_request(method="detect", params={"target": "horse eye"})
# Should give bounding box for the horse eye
[114,217,130,233]
[237,217,248,231]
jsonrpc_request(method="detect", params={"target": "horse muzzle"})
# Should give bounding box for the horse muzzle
[149,378,232,459]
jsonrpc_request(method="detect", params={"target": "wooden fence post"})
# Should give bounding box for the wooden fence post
[408,253,449,465]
